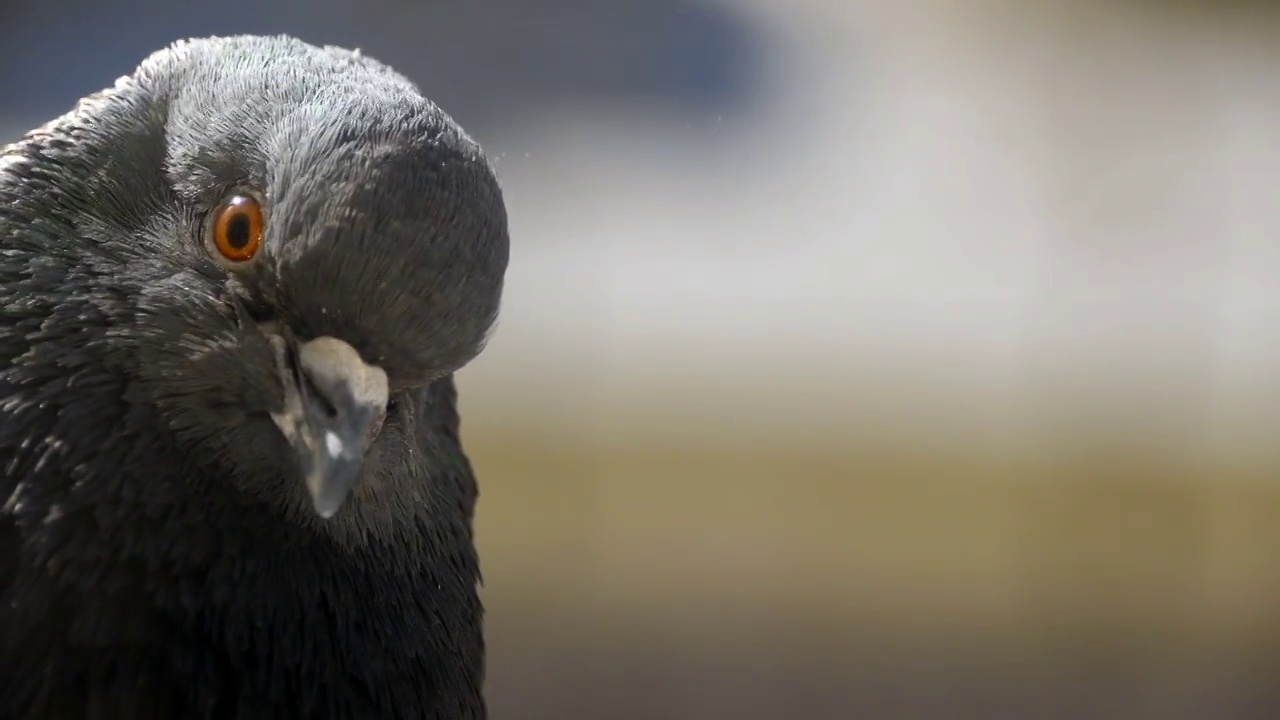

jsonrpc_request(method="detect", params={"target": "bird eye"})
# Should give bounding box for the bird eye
[210,194,264,264]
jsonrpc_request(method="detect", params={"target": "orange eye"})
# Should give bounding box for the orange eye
[211,194,264,263]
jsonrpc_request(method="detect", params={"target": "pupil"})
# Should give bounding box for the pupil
[226,213,251,250]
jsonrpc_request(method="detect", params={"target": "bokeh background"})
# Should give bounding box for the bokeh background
[5,1,1280,717]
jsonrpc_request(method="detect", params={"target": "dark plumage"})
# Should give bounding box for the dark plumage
[0,36,508,718]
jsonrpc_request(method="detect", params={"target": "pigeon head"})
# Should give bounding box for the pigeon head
[0,36,508,524]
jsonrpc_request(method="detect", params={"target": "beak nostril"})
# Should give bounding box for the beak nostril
[299,366,339,419]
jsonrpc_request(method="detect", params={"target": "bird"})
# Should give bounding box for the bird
[0,35,509,719]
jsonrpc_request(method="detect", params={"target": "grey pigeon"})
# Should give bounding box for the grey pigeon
[0,35,509,719]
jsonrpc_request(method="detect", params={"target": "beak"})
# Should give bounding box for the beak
[269,335,389,518]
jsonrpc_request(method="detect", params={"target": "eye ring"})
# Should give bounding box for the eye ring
[209,193,265,264]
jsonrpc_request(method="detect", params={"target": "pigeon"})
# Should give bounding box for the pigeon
[0,35,509,719]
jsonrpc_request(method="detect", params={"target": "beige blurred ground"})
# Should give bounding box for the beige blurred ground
[460,0,1280,717]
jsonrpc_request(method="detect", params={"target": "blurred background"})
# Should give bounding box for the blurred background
[5,0,1280,717]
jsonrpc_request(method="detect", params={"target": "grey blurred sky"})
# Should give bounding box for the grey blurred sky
[0,0,766,135]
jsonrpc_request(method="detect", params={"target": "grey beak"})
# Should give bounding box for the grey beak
[269,335,389,518]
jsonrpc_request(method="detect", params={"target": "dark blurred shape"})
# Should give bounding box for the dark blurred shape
[0,0,765,135]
